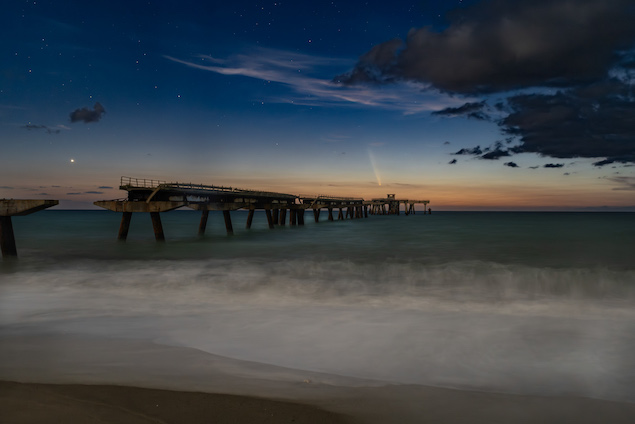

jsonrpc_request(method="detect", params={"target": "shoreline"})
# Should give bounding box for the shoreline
[2,331,635,423]
[3,379,635,424]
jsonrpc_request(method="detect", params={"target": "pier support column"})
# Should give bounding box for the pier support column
[150,212,165,242]
[0,216,17,257]
[118,212,133,241]
[328,207,334,221]
[338,208,344,220]
[265,208,275,229]
[198,210,209,236]
[279,208,287,226]
[289,209,297,226]
[313,209,320,223]
[223,210,234,235]
[1,199,59,258]
[298,209,305,226]
[273,208,279,225]
[364,205,368,218]
[246,208,255,229]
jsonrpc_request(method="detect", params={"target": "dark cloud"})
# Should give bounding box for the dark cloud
[481,148,510,160]
[66,192,82,195]
[454,146,483,155]
[432,101,489,120]
[501,79,635,165]
[84,191,104,194]
[448,159,457,165]
[504,162,519,168]
[453,141,515,160]
[335,0,635,94]
[528,166,540,169]
[98,186,113,189]
[0,186,14,189]
[70,102,106,123]
[443,141,451,145]
[544,163,564,168]
[22,123,60,134]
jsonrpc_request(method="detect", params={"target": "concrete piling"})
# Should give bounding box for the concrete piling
[198,210,209,236]
[0,216,17,257]
[1,199,59,259]
[223,210,234,235]
[246,208,255,229]
[265,208,275,229]
[150,212,165,241]
[118,212,133,240]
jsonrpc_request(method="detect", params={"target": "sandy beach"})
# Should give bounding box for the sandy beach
[0,380,353,424]
[4,379,635,424]
[2,333,635,423]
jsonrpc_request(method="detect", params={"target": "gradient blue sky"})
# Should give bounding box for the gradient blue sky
[2,0,634,210]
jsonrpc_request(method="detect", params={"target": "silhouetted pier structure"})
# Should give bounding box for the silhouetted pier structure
[369,194,430,215]
[1,199,59,258]
[95,177,430,241]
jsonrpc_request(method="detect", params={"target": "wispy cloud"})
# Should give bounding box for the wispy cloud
[22,123,70,134]
[164,48,460,115]
[608,176,635,190]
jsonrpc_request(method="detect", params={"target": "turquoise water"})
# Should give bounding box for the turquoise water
[1,210,635,401]
[6,210,635,268]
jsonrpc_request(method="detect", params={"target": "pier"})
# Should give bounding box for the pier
[1,199,59,258]
[368,194,430,215]
[95,177,430,241]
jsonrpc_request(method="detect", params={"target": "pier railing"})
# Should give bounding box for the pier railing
[298,194,363,201]
[120,176,166,189]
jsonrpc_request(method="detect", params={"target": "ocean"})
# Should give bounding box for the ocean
[1,210,635,403]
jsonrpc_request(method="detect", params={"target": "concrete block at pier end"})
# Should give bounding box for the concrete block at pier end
[0,199,59,216]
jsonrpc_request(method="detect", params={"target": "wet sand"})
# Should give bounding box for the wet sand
[4,379,635,424]
[0,380,353,424]
[2,333,635,423]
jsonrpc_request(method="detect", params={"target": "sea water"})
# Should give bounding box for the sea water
[1,210,634,402]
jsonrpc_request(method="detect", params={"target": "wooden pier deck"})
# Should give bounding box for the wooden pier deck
[94,177,430,241]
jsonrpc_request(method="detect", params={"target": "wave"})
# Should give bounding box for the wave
[2,257,635,402]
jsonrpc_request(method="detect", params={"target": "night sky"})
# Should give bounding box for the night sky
[2,0,634,210]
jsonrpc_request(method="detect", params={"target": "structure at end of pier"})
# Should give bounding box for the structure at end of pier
[368,194,430,215]
[1,199,59,258]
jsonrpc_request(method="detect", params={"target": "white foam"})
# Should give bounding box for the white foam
[2,258,634,402]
